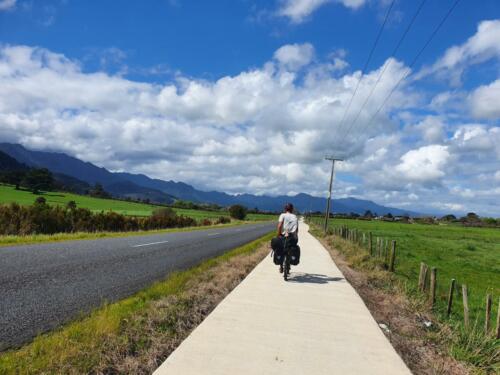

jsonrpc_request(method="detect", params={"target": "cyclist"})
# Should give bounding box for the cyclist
[277,203,298,273]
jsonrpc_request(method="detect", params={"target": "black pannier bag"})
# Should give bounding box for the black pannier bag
[289,245,300,265]
[271,237,284,265]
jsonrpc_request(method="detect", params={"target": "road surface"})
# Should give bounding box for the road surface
[0,222,274,350]
[155,222,411,375]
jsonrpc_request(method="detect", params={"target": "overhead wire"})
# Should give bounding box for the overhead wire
[343,0,462,146]
[332,0,396,151]
[337,0,428,146]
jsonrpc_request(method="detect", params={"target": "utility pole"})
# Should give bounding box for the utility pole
[324,156,343,233]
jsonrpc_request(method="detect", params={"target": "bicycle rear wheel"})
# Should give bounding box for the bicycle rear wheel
[283,256,289,281]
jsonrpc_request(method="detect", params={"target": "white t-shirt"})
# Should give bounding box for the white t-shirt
[278,212,298,235]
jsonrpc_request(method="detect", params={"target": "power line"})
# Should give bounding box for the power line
[345,0,462,144]
[332,0,395,150]
[338,0,427,146]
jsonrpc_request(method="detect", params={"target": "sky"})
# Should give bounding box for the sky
[0,0,499,216]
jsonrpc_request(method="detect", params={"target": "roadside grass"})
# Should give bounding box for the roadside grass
[308,220,499,373]
[0,221,253,247]
[0,232,274,374]
[0,184,274,221]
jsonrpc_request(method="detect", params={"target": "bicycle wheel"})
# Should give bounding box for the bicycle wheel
[283,255,289,281]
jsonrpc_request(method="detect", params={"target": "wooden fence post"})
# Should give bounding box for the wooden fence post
[418,263,428,292]
[368,232,372,255]
[496,297,500,339]
[430,267,437,307]
[362,232,366,246]
[447,279,455,317]
[485,294,492,334]
[389,240,396,272]
[462,284,469,329]
[418,263,425,290]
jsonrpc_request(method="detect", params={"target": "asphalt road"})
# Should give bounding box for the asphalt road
[0,222,274,350]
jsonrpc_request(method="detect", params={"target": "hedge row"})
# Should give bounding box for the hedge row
[0,202,210,236]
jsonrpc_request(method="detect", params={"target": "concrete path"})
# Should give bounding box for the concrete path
[154,223,411,375]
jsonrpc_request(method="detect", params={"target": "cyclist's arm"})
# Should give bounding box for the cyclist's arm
[277,220,283,237]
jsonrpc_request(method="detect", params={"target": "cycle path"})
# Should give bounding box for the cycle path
[154,222,411,374]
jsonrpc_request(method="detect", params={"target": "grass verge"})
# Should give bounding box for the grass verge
[0,232,274,374]
[308,222,499,374]
[0,221,271,247]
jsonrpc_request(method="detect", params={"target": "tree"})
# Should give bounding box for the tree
[229,204,247,220]
[90,183,111,199]
[22,168,54,193]
[466,212,479,222]
[441,214,456,221]
[67,200,77,210]
[35,196,47,205]
[363,210,373,218]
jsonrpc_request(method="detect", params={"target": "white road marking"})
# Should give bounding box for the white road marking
[207,233,221,236]
[132,240,169,248]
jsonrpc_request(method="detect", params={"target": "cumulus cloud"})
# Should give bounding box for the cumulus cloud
[0,36,498,216]
[277,0,366,23]
[0,0,16,11]
[469,79,500,120]
[395,145,450,183]
[273,43,315,70]
[0,43,413,196]
[422,19,500,85]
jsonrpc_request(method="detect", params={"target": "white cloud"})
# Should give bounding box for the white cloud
[273,43,315,70]
[469,78,500,120]
[423,19,500,85]
[0,0,16,11]
[0,44,413,196]
[0,40,498,216]
[395,145,450,183]
[277,0,366,23]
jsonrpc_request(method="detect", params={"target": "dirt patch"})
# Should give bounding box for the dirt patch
[317,235,470,375]
[95,243,270,374]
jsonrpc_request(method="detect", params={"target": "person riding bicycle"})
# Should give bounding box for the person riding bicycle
[277,203,298,273]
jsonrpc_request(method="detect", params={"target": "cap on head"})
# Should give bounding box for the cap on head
[284,203,294,212]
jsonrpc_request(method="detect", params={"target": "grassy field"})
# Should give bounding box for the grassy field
[0,184,273,221]
[309,217,500,331]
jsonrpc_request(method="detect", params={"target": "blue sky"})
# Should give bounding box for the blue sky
[1,0,499,216]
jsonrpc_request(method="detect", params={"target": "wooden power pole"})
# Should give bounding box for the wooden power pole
[323,156,343,233]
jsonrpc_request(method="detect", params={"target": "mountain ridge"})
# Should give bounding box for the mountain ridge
[0,143,420,216]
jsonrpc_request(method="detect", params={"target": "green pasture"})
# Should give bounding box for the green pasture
[309,217,500,330]
[0,184,273,221]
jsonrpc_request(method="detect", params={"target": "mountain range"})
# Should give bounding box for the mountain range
[0,143,420,216]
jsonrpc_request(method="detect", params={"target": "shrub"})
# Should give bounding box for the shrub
[200,218,212,226]
[216,216,231,224]
[35,197,47,205]
[228,205,247,220]
[0,201,197,236]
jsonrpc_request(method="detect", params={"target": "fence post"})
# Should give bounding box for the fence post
[485,294,492,334]
[418,263,425,290]
[368,232,372,255]
[462,284,469,329]
[389,240,396,272]
[362,233,366,246]
[447,279,455,317]
[496,297,500,339]
[430,267,437,307]
[418,263,428,292]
